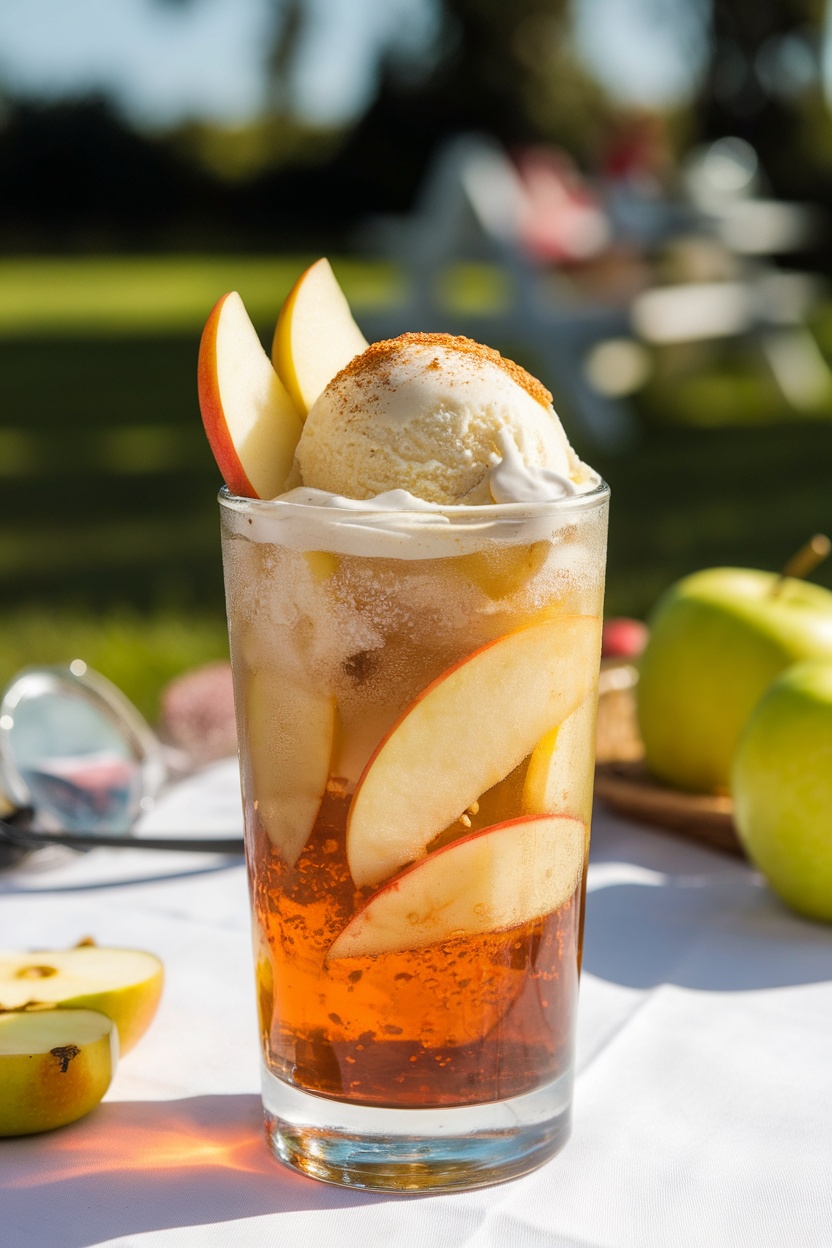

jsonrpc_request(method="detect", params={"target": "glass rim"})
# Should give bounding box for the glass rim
[217,478,610,525]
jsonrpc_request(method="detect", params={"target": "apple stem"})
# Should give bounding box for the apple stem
[772,534,831,595]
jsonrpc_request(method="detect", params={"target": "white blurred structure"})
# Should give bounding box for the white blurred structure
[358,133,637,451]
[359,132,830,449]
[631,136,830,411]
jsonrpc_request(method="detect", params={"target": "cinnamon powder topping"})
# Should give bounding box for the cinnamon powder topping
[331,332,553,409]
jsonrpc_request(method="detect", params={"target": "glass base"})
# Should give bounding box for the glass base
[261,1064,573,1192]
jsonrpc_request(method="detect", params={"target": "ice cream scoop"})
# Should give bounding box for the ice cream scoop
[294,333,592,506]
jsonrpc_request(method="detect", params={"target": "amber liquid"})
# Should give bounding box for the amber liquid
[250,781,583,1110]
[223,520,606,1115]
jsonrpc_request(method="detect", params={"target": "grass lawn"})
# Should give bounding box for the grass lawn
[2,254,831,724]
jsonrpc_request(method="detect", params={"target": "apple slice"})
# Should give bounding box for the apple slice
[243,667,336,865]
[330,814,585,959]
[304,550,338,582]
[347,615,600,888]
[0,1008,116,1136]
[523,693,597,827]
[198,290,302,499]
[454,541,550,600]
[0,945,163,1055]
[272,258,369,416]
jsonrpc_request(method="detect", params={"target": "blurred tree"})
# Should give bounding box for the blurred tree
[290,0,611,225]
[0,96,227,251]
[146,0,613,235]
[696,0,832,202]
[266,0,308,115]
[404,0,609,155]
[153,0,608,156]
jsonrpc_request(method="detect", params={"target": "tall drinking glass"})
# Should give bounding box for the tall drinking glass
[220,482,609,1191]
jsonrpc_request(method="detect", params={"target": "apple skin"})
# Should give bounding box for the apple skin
[0,1008,116,1137]
[732,659,832,922]
[637,568,832,794]
[346,614,601,888]
[329,814,585,960]
[0,946,163,1055]
[198,290,302,499]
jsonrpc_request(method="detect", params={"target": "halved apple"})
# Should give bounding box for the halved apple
[523,693,597,827]
[0,1008,116,1136]
[0,945,163,1055]
[198,290,303,499]
[347,615,601,887]
[272,258,369,416]
[330,814,585,959]
[244,667,336,865]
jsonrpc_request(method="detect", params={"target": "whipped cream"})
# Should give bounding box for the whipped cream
[222,442,604,561]
[486,430,581,504]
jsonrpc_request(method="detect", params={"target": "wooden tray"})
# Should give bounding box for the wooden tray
[593,662,745,858]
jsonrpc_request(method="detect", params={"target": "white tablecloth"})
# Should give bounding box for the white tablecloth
[2,759,830,1248]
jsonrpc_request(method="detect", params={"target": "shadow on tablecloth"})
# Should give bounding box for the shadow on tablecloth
[0,1093,396,1247]
[584,808,832,992]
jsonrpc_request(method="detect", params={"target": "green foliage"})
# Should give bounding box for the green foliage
[0,608,229,725]
[173,117,344,185]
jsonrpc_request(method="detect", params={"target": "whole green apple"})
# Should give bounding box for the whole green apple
[732,659,832,922]
[637,568,832,794]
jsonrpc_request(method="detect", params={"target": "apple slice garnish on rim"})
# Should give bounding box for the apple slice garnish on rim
[329,813,585,960]
[242,666,337,867]
[346,614,601,889]
[272,257,369,417]
[198,290,303,499]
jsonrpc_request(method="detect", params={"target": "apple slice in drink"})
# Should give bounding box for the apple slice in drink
[347,615,600,888]
[243,667,336,866]
[0,1009,116,1136]
[523,693,597,828]
[330,814,585,959]
[198,290,303,499]
[0,945,163,1055]
[272,258,369,416]
[454,541,550,600]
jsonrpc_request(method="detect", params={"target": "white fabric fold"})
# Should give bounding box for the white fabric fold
[1,771,829,1248]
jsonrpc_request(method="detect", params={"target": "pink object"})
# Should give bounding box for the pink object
[513,146,611,264]
[601,617,649,660]
[158,661,238,765]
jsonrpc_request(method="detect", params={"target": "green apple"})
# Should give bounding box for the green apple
[732,659,832,922]
[0,945,163,1054]
[637,568,832,794]
[0,1008,116,1136]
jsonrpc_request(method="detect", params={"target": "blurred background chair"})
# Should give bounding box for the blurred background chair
[359,133,637,450]
[629,136,831,412]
